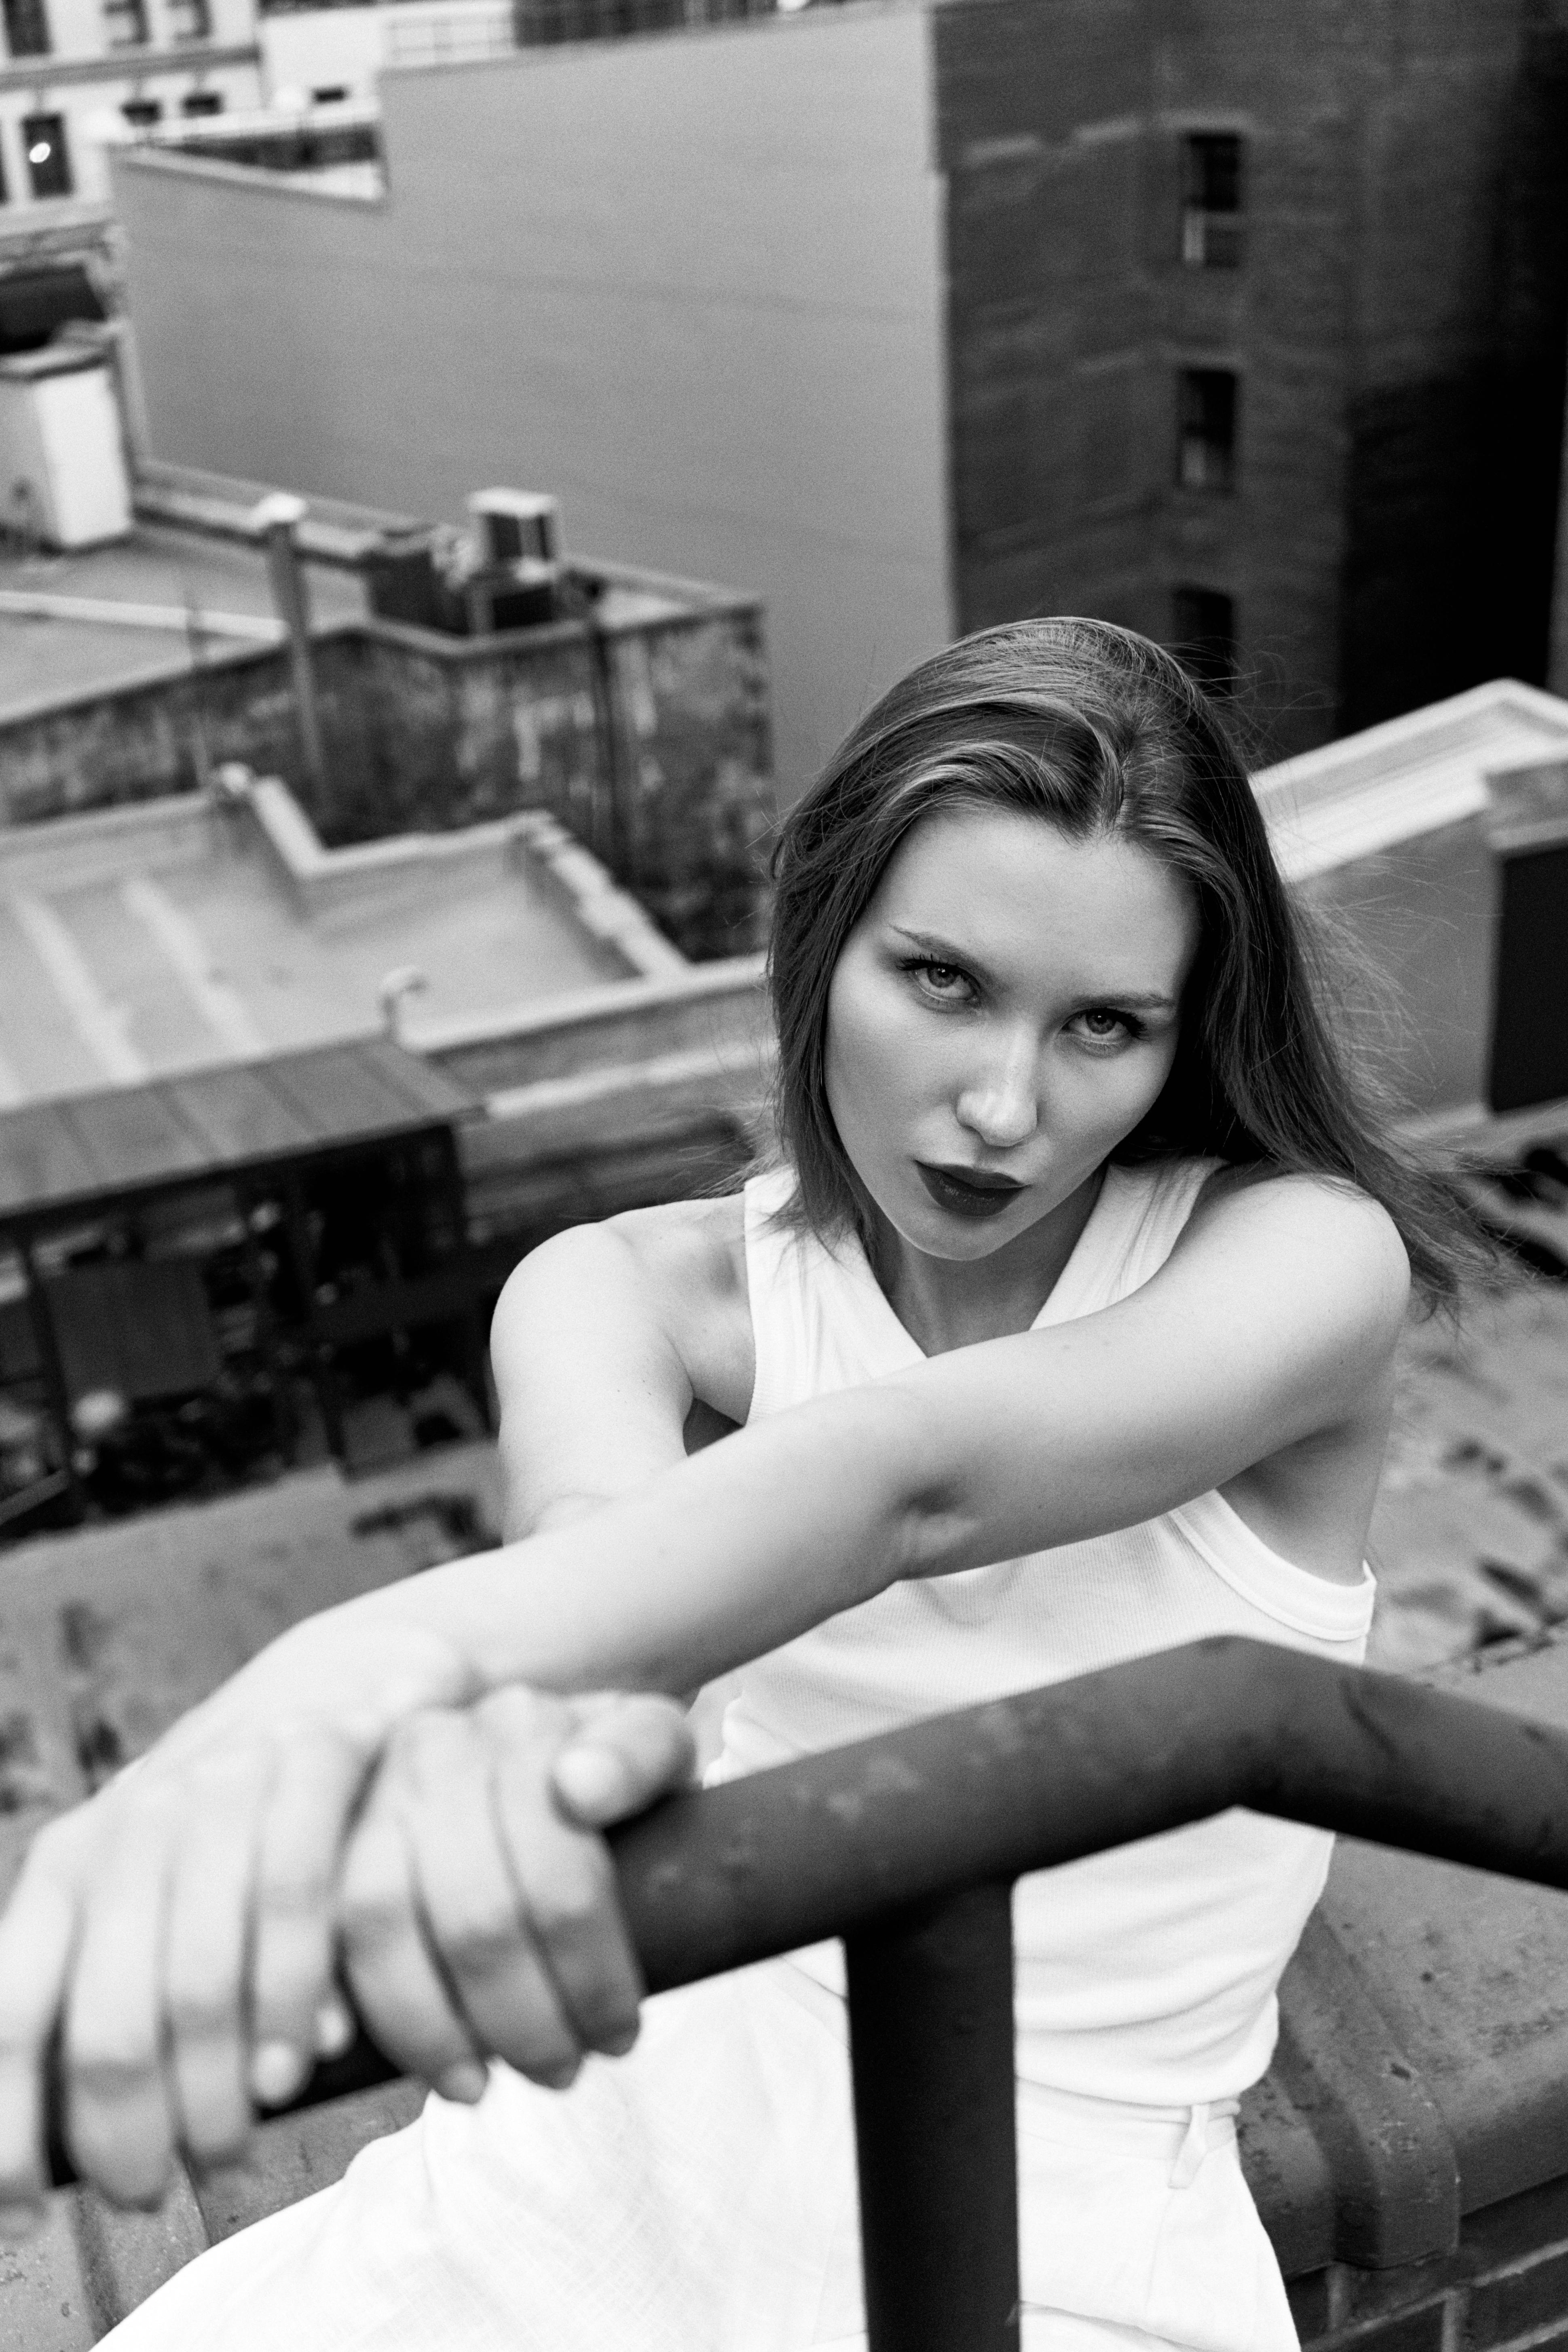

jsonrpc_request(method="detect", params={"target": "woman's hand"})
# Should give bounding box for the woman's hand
[337,1688,695,2103]
[0,1614,471,2230]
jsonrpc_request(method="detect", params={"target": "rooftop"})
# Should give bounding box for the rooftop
[0,521,367,719]
[0,1038,475,1225]
[0,776,677,1111]
[1252,679,1568,881]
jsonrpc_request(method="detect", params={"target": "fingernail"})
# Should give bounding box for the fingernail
[600,2024,638,2058]
[249,2041,306,2107]
[0,2202,42,2245]
[314,1999,354,2059]
[436,2060,489,2105]
[553,1745,622,1815]
[542,2057,581,2092]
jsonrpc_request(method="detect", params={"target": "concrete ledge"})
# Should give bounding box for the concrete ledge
[510,809,687,980]
[232,775,676,977]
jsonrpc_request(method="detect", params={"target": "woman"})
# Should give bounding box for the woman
[0,620,1475,2348]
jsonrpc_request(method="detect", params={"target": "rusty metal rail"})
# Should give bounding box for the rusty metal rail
[43,1636,1568,2349]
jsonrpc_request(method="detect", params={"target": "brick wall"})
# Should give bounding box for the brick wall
[934,0,1568,761]
[1290,2172,1568,2349]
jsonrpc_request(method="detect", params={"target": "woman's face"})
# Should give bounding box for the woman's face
[824,806,1201,1262]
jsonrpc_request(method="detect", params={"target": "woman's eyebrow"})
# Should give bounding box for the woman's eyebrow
[890,926,997,981]
[888,928,1178,1011]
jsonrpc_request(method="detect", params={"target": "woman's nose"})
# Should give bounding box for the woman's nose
[955,1040,1039,1149]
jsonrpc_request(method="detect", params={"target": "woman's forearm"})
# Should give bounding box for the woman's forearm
[302,1385,928,1703]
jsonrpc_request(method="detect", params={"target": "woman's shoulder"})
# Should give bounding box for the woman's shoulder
[1183,1160,1411,1331]
[600,1193,754,1419]
[602,1191,748,1299]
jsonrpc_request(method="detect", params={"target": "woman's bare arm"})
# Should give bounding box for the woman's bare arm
[490,1200,750,1541]
[0,1174,1406,2213]
[295,1173,1410,1702]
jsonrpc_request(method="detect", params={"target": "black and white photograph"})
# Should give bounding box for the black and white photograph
[0,2,1565,2347]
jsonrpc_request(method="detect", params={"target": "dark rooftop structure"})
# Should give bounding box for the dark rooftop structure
[0,1037,472,1223]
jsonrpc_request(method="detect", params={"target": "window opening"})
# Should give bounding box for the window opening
[22,112,70,198]
[166,0,211,37]
[311,82,348,102]
[122,96,161,127]
[101,0,149,45]
[181,87,223,113]
[1170,587,1236,696]
[0,0,49,56]
[1177,368,1238,494]
[1181,132,1243,268]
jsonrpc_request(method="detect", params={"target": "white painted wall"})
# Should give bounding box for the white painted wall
[114,1,954,794]
[259,5,387,101]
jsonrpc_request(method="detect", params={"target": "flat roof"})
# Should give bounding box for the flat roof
[0,1037,474,1224]
[0,522,368,720]
[0,783,635,1110]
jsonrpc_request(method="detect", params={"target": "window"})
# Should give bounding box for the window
[22,112,70,198]
[311,82,349,102]
[1177,368,1238,493]
[181,88,223,114]
[166,0,211,38]
[101,0,148,44]
[1170,588,1236,696]
[122,96,161,127]
[1181,132,1243,269]
[1,0,49,55]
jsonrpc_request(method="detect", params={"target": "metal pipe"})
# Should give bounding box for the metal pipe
[254,492,328,799]
[846,1885,1021,2352]
[40,1636,1568,2342]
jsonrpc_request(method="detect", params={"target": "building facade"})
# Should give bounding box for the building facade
[109,0,1568,790]
[940,0,1568,745]
[0,0,260,212]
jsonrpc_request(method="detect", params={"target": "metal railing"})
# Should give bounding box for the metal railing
[44,1636,1568,2349]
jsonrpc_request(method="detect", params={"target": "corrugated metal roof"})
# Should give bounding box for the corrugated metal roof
[0,1037,474,1223]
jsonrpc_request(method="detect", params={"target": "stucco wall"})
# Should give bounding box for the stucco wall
[112,2,953,800]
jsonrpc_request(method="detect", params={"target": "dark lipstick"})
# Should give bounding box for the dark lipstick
[916,1162,1027,1220]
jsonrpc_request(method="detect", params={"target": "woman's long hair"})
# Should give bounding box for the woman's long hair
[768,616,1485,1309]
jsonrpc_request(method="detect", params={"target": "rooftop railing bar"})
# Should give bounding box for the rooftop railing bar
[43,1635,1568,2348]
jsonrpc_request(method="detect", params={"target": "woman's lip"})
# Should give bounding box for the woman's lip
[916,1163,1027,1219]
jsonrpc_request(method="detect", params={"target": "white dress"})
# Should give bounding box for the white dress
[105,1159,1376,2352]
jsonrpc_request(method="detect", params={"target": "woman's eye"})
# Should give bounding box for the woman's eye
[904,958,974,1000]
[1073,1007,1135,1042]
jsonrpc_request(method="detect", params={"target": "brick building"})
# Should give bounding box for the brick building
[941,0,1568,747]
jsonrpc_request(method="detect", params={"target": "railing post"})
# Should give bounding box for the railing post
[844,1881,1021,2352]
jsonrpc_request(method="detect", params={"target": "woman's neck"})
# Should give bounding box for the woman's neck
[869,1166,1106,1358]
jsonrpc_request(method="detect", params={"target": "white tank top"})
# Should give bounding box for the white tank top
[714,1157,1376,2107]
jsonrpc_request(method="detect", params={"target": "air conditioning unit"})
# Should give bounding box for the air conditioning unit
[0,345,131,548]
[467,487,561,567]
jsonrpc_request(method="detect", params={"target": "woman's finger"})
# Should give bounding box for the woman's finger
[249,1719,372,2109]
[550,1691,697,1828]
[0,1808,95,2223]
[483,1689,647,2064]
[62,1777,184,2207]
[338,1753,486,2103]
[164,1743,273,2171]
[395,1706,584,2090]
